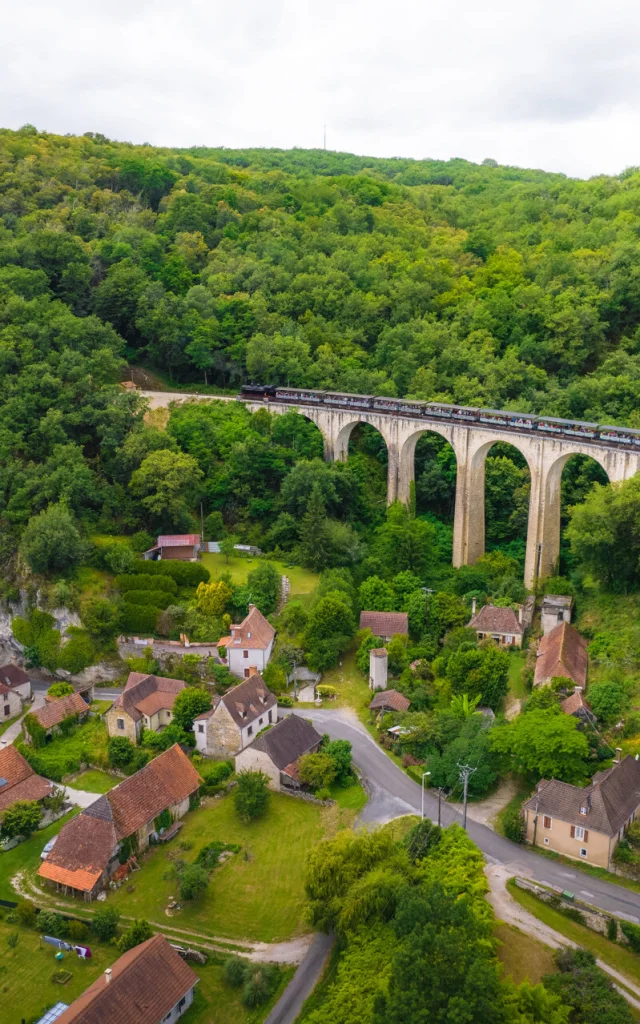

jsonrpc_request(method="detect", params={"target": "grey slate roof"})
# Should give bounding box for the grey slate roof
[523,755,640,837]
[250,715,321,770]
[221,673,277,728]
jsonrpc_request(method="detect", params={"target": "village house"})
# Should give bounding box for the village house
[359,611,408,642]
[561,687,597,725]
[220,604,276,679]
[24,691,90,743]
[0,682,23,724]
[50,934,198,1024]
[143,534,201,561]
[235,714,322,791]
[467,602,523,647]
[541,594,573,635]
[194,673,277,759]
[105,672,187,742]
[38,744,202,900]
[368,689,411,716]
[0,745,54,819]
[0,662,31,703]
[523,755,640,869]
[534,621,587,690]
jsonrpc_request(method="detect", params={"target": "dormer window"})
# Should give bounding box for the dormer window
[247,631,251,639]
[580,806,588,815]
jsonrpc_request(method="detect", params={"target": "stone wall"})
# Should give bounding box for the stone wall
[206,702,242,758]
[514,876,629,943]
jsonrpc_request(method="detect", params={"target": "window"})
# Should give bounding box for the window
[244,669,250,678]
[580,806,588,815]
[557,611,564,622]
[543,837,549,845]
[268,710,272,723]
[580,848,588,858]
[259,718,263,726]
[574,826,585,841]
[247,725,253,736]
[243,650,249,659]
[543,816,551,829]
[117,718,125,730]
[178,996,186,1010]
[505,635,512,644]
[197,724,204,734]
[3,705,9,717]
[167,712,171,717]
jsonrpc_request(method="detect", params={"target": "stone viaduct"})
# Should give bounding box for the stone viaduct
[140,390,640,588]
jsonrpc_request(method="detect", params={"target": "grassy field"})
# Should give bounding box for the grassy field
[102,793,326,943]
[315,649,371,714]
[507,880,640,985]
[494,922,556,984]
[201,552,318,598]
[67,769,118,793]
[0,808,79,901]
[329,777,368,813]
[21,717,109,779]
[506,651,528,700]
[183,961,294,1024]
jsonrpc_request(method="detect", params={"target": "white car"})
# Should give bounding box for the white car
[40,836,58,860]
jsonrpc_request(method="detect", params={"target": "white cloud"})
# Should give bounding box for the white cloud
[2,0,640,177]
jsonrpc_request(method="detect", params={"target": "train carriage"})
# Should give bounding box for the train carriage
[538,416,599,439]
[323,391,375,409]
[274,388,324,403]
[599,425,640,448]
[478,409,537,430]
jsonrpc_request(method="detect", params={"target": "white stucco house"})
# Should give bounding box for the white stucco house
[219,605,275,679]
[194,673,277,758]
[0,663,31,704]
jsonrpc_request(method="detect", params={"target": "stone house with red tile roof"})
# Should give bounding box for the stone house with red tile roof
[0,662,31,703]
[24,690,90,742]
[467,604,523,647]
[534,621,587,690]
[225,604,276,679]
[193,672,277,758]
[523,755,640,869]
[0,681,23,724]
[105,672,187,743]
[359,611,408,641]
[55,933,198,1024]
[368,689,411,714]
[235,715,321,791]
[0,745,54,819]
[38,744,202,900]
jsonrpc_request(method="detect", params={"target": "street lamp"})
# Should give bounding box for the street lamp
[421,771,431,820]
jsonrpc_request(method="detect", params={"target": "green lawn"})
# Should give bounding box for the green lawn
[66,769,118,793]
[90,699,115,715]
[20,717,109,780]
[183,962,294,1024]
[507,651,527,700]
[315,649,372,714]
[494,922,556,985]
[507,880,640,985]
[103,793,326,943]
[329,777,368,813]
[0,808,80,901]
[0,713,21,737]
[201,552,318,598]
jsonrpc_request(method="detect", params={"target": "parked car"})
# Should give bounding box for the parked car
[41,836,58,860]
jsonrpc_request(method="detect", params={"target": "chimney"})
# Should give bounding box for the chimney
[105,969,112,985]
[615,747,623,763]
[471,598,477,616]
[574,685,581,693]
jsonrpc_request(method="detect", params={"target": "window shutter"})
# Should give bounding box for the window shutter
[570,825,575,838]
[584,830,588,842]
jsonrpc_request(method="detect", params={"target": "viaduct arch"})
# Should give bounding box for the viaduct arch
[139,390,640,588]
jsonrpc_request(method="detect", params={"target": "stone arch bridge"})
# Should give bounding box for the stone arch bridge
[140,390,640,588]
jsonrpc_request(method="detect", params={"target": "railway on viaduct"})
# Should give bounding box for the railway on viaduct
[140,389,640,588]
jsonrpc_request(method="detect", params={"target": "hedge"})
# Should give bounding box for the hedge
[124,590,173,610]
[137,561,210,586]
[17,742,81,782]
[120,602,160,635]
[116,574,177,595]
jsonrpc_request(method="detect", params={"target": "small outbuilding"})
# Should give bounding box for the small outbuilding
[467,603,523,647]
[369,689,411,715]
[235,714,322,791]
[144,534,201,561]
[561,687,597,726]
[541,595,573,636]
[24,690,90,743]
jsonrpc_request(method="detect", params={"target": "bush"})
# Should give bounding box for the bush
[47,682,74,699]
[178,863,209,901]
[315,787,331,800]
[92,906,120,942]
[1,800,42,839]
[405,818,441,861]
[16,901,37,928]
[37,910,68,938]
[500,806,525,843]
[67,920,89,942]
[6,932,18,949]
[108,735,135,769]
[140,561,210,586]
[608,917,618,942]
[223,956,248,987]
[199,760,233,793]
[102,542,136,575]
[623,712,640,738]
[124,590,173,610]
[117,919,153,953]
[588,680,631,725]
[277,695,293,707]
[116,573,178,595]
[234,771,270,823]
[130,531,155,553]
[242,966,278,1007]
[621,920,640,952]
[121,602,160,635]
[298,752,336,791]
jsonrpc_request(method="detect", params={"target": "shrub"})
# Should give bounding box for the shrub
[172,688,212,731]
[6,932,18,949]
[130,531,155,553]
[298,752,336,791]
[223,956,248,987]
[500,806,525,844]
[124,590,173,610]
[116,573,178,595]
[621,920,640,952]
[588,680,631,725]
[67,920,89,942]
[47,682,74,699]
[277,695,293,707]
[242,965,278,1007]
[15,901,37,928]
[608,917,618,942]
[315,787,331,800]
[118,919,153,953]
[199,760,233,793]
[92,906,120,942]
[121,602,160,635]
[37,910,68,937]
[140,561,210,586]
[178,863,209,901]
[1,800,42,839]
[405,818,441,861]
[108,735,135,769]
[234,770,270,823]
[57,628,96,674]
[623,712,640,738]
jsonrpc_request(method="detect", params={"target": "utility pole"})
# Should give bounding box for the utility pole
[457,763,477,830]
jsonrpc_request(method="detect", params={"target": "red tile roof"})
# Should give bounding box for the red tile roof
[56,934,197,1024]
[228,604,275,651]
[0,746,53,813]
[0,663,29,688]
[112,673,187,722]
[369,689,411,712]
[32,691,89,731]
[468,605,523,636]
[39,813,117,892]
[561,690,591,716]
[359,611,408,637]
[534,622,587,689]
[157,534,201,547]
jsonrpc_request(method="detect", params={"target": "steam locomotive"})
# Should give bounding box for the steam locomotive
[239,385,640,450]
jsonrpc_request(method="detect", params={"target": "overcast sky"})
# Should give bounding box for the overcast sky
[3,0,639,178]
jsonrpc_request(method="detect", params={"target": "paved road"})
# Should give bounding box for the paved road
[294,708,640,923]
[264,933,334,1024]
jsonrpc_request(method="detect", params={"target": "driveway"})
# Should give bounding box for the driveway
[293,708,640,922]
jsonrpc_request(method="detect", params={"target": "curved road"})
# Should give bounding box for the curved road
[294,707,640,923]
